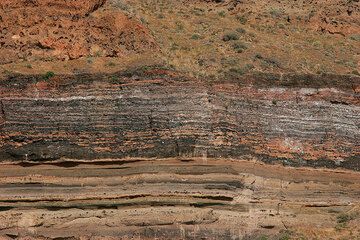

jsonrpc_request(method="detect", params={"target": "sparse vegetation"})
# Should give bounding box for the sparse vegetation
[269,8,284,18]
[106,61,116,67]
[223,32,239,41]
[349,34,360,41]
[218,11,226,17]
[236,28,246,34]
[43,71,55,80]
[191,34,201,40]
[111,0,130,11]
[232,41,248,53]
[236,15,248,24]
[335,212,359,231]
[337,213,353,224]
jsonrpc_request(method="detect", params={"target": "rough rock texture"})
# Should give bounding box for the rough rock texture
[0,70,359,239]
[1,159,360,239]
[0,0,157,63]
[0,0,359,239]
[0,70,359,170]
[199,0,360,36]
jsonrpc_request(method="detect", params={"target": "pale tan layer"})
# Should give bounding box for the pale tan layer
[1,158,359,239]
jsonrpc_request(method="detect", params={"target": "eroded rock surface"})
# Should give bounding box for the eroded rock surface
[1,158,360,239]
[0,70,359,170]
[0,69,359,239]
[0,0,157,63]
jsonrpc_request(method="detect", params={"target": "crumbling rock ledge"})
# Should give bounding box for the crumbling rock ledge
[0,69,359,170]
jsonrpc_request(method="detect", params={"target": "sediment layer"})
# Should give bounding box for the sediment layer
[1,158,360,239]
[0,70,359,170]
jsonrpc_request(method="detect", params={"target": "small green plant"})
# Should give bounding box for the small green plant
[236,15,247,24]
[26,64,32,69]
[170,43,179,51]
[218,11,226,17]
[269,8,284,18]
[110,75,118,81]
[263,58,281,68]
[335,212,358,231]
[106,61,116,67]
[335,222,347,231]
[111,1,129,11]
[236,28,246,34]
[277,230,292,240]
[337,213,352,224]
[192,8,205,16]
[191,34,201,40]
[87,57,94,64]
[233,42,248,53]
[157,14,165,19]
[277,23,285,29]
[352,70,360,76]
[231,67,245,74]
[349,34,360,41]
[222,32,239,41]
[175,21,184,31]
[140,17,147,24]
[43,71,55,80]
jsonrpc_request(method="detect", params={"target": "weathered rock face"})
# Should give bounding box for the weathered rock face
[0,70,359,170]
[0,0,156,63]
[0,0,107,15]
[0,69,360,239]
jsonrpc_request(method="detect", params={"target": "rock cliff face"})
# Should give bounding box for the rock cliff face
[0,70,359,239]
[0,70,359,169]
[0,0,359,238]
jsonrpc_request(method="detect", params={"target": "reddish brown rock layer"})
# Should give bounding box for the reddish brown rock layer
[0,0,157,63]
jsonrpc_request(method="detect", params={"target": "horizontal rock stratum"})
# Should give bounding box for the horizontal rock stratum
[0,69,359,169]
[0,69,360,239]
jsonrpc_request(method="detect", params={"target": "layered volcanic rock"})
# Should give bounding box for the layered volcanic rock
[0,0,157,63]
[0,69,359,169]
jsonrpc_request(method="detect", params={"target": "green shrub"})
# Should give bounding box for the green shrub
[223,32,239,41]
[191,34,201,40]
[43,71,55,80]
[233,42,248,53]
[352,70,360,76]
[228,67,245,76]
[236,28,246,34]
[106,61,116,67]
[269,8,284,18]
[218,11,226,17]
[337,213,352,224]
[263,58,281,68]
[349,34,360,41]
[236,15,247,24]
